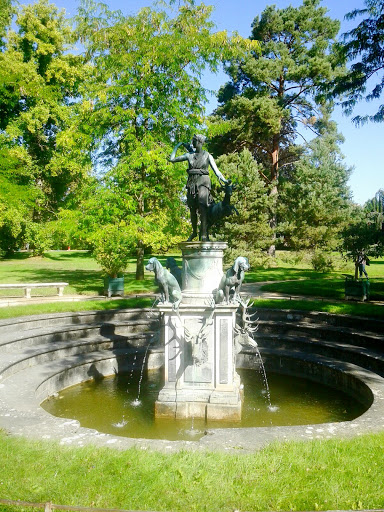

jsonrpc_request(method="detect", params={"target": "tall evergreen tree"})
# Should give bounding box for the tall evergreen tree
[210,0,345,255]
[340,206,384,279]
[364,189,384,232]
[280,115,353,256]
[212,149,273,265]
[333,0,384,124]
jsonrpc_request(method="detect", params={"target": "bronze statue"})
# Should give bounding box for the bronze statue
[145,257,182,309]
[215,256,250,304]
[169,134,228,242]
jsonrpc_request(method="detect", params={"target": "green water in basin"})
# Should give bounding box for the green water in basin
[41,369,367,441]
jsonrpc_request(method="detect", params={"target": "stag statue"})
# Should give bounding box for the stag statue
[234,297,259,356]
[207,180,239,235]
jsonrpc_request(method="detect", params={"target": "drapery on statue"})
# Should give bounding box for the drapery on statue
[169,134,228,242]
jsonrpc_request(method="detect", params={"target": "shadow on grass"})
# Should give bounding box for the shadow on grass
[2,268,104,294]
[1,252,31,261]
[0,267,157,296]
[42,251,93,261]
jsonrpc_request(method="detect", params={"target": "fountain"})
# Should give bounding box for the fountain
[0,131,379,450]
[151,242,245,420]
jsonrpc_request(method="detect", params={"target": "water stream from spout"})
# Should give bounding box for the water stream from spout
[132,337,152,406]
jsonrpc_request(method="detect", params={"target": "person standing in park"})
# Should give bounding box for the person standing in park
[169,134,228,242]
[358,253,370,279]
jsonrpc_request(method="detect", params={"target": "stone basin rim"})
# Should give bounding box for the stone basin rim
[0,308,383,453]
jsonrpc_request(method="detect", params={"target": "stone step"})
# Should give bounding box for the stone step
[0,308,158,335]
[256,319,384,348]
[0,319,159,353]
[0,331,160,381]
[248,308,384,335]
[243,333,384,377]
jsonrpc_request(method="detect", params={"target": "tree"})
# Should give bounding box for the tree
[280,114,353,260]
[333,0,384,124]
[210,0,345,255]
[364,189,384,233]
[0,0,12,49]
[340,206,384,279]
[212,149,273,266]
[76,0,255,278]
[0,0,91,253]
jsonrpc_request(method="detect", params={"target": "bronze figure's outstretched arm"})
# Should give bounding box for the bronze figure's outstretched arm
[169,142,189,163]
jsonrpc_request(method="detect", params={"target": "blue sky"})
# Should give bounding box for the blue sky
[38,0,383,205]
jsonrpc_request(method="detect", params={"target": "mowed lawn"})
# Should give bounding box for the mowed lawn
[0,250,383,319]
[259,257,384,301]
[0,250,166,297]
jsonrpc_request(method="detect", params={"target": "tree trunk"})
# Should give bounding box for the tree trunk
[136,185,145,280]
[268,134,280,257]
[136,243,144,280]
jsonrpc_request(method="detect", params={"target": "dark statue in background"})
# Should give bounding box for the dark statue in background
[169,134,237,242]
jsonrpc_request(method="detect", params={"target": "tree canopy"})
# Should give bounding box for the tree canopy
[209,0,346,256]
[67,0,257,277]
[333,0,384,124]
[0,0,90,254]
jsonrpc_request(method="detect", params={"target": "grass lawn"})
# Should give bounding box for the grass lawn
[0,251,161,298]
[1,431,384,512]
[0,252,383,511]
[259,257,384,301]
[0,251,382,319]
[254,298,384,319]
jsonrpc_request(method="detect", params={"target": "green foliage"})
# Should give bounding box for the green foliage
[73,0,256,277]
[364,189,384,235]
[25,222,55,256]
[210,0,345,180]
[310,250,335,272]
[209,0,346,256]
[365,189,384,215]
[280,115,353,253]
[333,0,384,124]
[339,206,384,278]
[0,0,13,48]
[212,149,273,265]
[0,0,92,253]
[90,224,134,277]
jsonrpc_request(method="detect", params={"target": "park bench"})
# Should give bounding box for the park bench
[0,282,69,299]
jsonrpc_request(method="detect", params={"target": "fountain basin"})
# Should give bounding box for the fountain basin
[0,308,383,452]
[41,367,368,441]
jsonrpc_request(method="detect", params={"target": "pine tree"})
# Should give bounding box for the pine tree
[210,0,345,256]
[212,149,273,266]
[333,0,384,124]
[280,116,353,258]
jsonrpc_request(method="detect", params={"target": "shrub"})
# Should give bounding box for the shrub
[311,250,334,272]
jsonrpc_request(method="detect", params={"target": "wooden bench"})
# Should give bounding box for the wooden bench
[0,282,69,299]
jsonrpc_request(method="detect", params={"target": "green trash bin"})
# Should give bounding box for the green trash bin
[344,275,370,301]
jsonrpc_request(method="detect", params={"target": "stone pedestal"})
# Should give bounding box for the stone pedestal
[180,241,227,304]
[155,241,243,420]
